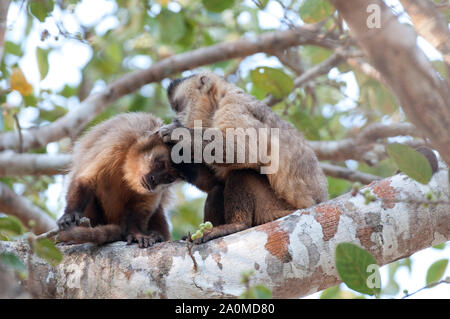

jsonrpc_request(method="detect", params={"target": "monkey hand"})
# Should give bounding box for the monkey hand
[126,231,164,248]
[159,120,183,144]
[57,211,84,230]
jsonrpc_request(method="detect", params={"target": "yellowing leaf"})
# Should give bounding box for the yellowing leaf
[10,68,33,96]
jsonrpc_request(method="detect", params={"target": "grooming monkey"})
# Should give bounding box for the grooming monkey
[161,71,328,207]
[160,71,327,242]
[57,113,179,248]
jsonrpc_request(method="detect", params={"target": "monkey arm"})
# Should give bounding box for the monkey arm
[160,122,268,169]
[58,180,95,230]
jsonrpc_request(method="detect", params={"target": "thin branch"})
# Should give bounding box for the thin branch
[309,122,419,163]
[13,114,23,153]
[320,163,381,184]
[401,277,450,299]
[0,182,56,234]
[264,49,362,106]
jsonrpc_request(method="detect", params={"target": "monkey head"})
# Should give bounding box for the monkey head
[124,132,181,194]
[167,71,229,125]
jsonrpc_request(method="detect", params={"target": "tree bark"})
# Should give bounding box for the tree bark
[329,0,450,167]
[1,164,448,298]
[400,0,450,67]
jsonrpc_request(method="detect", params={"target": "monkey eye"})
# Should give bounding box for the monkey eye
[153,158,164,170]
[173,101,181,112]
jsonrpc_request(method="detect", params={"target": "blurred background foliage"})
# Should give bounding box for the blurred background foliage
[0,0,448,298]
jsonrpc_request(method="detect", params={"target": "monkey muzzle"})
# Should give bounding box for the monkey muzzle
[142,171,178,192]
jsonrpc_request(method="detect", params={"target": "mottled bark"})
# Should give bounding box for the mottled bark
[1,165,448,298]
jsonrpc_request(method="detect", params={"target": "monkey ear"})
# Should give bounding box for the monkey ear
[198,75,213,93]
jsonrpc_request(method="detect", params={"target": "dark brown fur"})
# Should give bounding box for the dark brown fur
[173,162,295,243]
[57,113,179,248]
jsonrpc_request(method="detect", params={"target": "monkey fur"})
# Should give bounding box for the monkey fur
[161,72,327,242]
[161,71,328,210]
[57,113,179,248]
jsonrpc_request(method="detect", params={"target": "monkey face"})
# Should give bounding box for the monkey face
[167,72,224,120]
[142,149,180,193]
[124,136,181,194]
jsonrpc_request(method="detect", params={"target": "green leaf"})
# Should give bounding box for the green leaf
[299,0,335,23]
[386,143,433,184]
[250,67,294,99]
[34,238,63,266]
[4,41,23,56]
[202,0,235,13]
[0,252,26,272]
[29,0,54,22]
[426,259,448,285]
[156,8,186,44]
[432,243,446,250]
[0,216,25,235]
[301,46,333,65]
[239,285,272,299]
[432,60,448,78]
[335,243,380,296]
[36,47,50,80]
[320,285,341,299]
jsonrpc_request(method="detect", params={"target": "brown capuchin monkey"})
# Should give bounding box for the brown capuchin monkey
[159,71,327,243]
[57,113,180,248]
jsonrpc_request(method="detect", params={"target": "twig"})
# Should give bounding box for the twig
[401,278,450,299]
[13,113,23,153]
[185,232,198,272]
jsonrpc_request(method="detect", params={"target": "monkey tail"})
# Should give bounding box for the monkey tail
[57,225,123,245]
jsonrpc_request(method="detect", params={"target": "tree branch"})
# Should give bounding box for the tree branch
[1,165,448,298]
[265,49,361,106]
[320,163,381,184]
[309,122,420,163]
[0,182,56,234]
[400,0,450,67]
[330,0,450,168]
[0,151,70,176]
[0,25,341,153]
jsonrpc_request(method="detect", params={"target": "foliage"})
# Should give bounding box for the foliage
[335,243,380,296]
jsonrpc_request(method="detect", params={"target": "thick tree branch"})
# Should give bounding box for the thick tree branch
[0,151,70,176]
[0,165,448,298]
[400,0,450,67]
[330,0,450,168]
[0,182,56,234]
[0,25,341,153]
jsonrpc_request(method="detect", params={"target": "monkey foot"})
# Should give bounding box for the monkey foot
[126,231,164,248]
